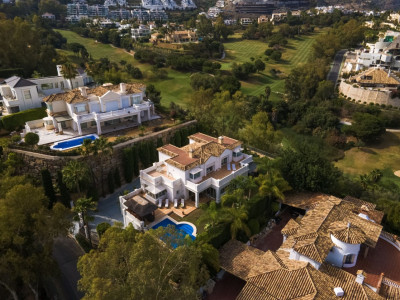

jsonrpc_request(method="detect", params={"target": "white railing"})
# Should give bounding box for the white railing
[185,164,250,193]
[240,154,253,166]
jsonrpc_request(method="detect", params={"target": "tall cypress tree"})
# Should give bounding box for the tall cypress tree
[122,148,134,182]
[114,167,121,188]
[57,170,71,208]
[107,171,115,194]
[41,169,56,209]
[132,145,139,177]
[156,137,163,148]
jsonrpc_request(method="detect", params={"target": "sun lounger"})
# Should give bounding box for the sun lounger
[158,199,162,208]
[232,164,236,171]
[165,199,169,208]
[174,199,178,208]
[181,198,185,208]
[227,164,231,171]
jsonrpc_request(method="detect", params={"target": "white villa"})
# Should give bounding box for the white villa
[120,133,253,230]
[0,66,91,114]
[131,25,151,40]
[346,31,400,72]
[27,83,155,136]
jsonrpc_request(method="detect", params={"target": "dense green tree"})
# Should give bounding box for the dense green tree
[107,171,115,194]
[239,112,282,153]
[60,62,77,90]
[343,113,386,143]
[57,170,71,208]
[0,182,70,299]
[254,59,265,73]
[122,148,134,183]
[77,226,209,300]
[114,168,121,188]
[145,84,162,108]
[278,141,342,193]
[93,137,113,196]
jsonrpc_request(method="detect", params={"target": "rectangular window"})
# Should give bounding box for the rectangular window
[221,157,228,166]
[75,104,86,113]
[233,151,242,157]
[189,171,201,180]
[41,83,54,90]
[344,254,355,265]
[91,121,96,126]
[131,95,141,104]
[206,165,214,174]
[55,82,59,88]
[23,90,32,100]
[60,82,65,89]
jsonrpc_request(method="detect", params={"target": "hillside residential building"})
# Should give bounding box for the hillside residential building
[120,133,253,229]
[35,83,155,135]
[152,30,197,43]
[41,12,56,20]
[257,15,269,24]
[347,31,400,71]
[220,194,400,299]
[349,68,400,88]
[0,66,91,114]
[240,18,252,26]
[131,25,151,40]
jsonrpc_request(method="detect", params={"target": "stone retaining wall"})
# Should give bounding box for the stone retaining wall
[339,81,400,107]
[10,120,197,194]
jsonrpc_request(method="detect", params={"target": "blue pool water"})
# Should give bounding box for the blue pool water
[51,134,98,151]
[152,218,196,248]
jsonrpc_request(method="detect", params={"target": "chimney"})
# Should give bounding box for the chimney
[218,136,224,144]
[333,287,344,297]
[79,87,87,97]
[120,83,126,94]
[56,65,62,77]
[188,147,194,158]
[356,270,365,284]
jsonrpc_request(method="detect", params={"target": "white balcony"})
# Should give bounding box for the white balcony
[185,155,252,193]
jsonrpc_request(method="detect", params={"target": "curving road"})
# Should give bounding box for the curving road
[327,49,347,84]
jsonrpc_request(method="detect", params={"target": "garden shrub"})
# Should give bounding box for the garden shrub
[25,132,39,146]
[1,107,46,131]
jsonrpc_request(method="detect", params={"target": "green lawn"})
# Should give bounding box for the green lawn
[335,132,400,187]
[221,28,327,100]
[56,29,191,107]
[56,28,326,107]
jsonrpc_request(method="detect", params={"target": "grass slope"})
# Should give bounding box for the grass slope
[56,28,326,107]
[221,28,327,100]
[56,29,191,107]
[335,132,400,187]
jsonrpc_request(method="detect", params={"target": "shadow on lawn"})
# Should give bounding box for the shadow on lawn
[370,132,400,149]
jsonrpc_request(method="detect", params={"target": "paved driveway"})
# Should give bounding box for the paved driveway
[327,49,347,84]
[89,178,141,228]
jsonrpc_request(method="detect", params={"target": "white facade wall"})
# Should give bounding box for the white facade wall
[289,249,321,270]
[327,234,361,268]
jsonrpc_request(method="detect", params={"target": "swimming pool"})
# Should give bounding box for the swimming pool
[50,134,99,151]
[151,217,196,247]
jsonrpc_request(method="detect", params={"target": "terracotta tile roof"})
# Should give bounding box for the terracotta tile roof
[283,197,382,264]
[279,192,335,210]
[320,264,383,300]
[219,240,283,280]
[43,89,87,104]
[380,282,400,300]
[237,264,335,300]
[329,221,367,244]
[281,218,300,236]
[343,196,384,224]
[158,133,242,171]
[43,83,145,103]
[350,68,400,85]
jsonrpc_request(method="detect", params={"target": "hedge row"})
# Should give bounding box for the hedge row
[2,107,47,131]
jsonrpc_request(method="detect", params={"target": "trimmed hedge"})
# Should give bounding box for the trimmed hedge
[2,107,47,131]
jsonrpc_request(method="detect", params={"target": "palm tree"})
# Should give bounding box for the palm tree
[60,62,77,90]
[226,176,258,200]
[79,138,95,157]
[222,206,251,240]
[198,202,223,231]
[255,168,291,215]
[73,197,97,243]
[62,160,90,195]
